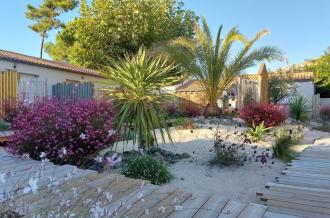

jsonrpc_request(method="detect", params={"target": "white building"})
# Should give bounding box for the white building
[0,49,106,99]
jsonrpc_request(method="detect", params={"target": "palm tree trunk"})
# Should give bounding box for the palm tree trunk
[203,103,222,117]
[40,34,45,59]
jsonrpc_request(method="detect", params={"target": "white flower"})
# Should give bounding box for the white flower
[23,177,38,194]
[22,153,30,159]
[95,156,103,163]
[39,152,46,159]
[62,147,67,156]
[144,209,149,215]
[158,205,166,213]
[90,202,105,218]
[97,187,102,193]
[108,129,116,137]
[79,133,86,140]
[104,192,112,202]
[0,173,6,184]
[174,205,184,211]
[59,147,67,158]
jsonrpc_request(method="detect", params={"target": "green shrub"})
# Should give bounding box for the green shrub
[172,117,194,129]
[272,127,302,162]
[0,121,10,131]
[210,137,245,167]
[247,121,271,142]
[289,96,310,122]
[122,155,172,185]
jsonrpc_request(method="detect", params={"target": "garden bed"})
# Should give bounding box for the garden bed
[109,120,329,203]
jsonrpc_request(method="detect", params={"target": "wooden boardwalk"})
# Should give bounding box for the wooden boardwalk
[0,149,268,218]
[257,143,330,218]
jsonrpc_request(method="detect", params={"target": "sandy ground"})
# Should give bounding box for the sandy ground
[112,123,330,203]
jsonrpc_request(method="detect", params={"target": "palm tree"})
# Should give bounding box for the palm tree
[157,17,283,116]
[102,48,181,149]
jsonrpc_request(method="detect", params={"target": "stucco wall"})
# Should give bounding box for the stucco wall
[0,59,107,96]
[279,81,315,107]
[294,81,315,106]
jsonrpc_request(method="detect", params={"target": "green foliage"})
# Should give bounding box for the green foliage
[102,48,181,149]
[247,121,271,142]
[289,96,311,122]
[122,155,172,185]
[25,0,78,58]
[157,17,283,116]
[46,0,198,68]
[210,135,245,167]
[307,47,330,92]
[172,117,194,129]
[0,121,10,131]
[272,127,302,162]
[268,73,295,103]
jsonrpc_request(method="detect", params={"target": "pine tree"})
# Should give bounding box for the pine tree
[25,0,78,58]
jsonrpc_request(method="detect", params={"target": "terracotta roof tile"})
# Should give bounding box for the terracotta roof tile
[0,49,103,78]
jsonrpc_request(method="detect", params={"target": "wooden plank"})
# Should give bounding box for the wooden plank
[259,190,330,208]
[267,199,330,215]
[69,176,143,217]
[265,182,330,197]
[193,195,228,218]
[284,167,330,175]
[237,203,267,218]
[282,170,330,180]
[276,177,330,189]
[218,199,247,218]
[105,183,158,217]
[139,190,191,218]
[120,187,177,217]
[169,194,211,218]
[259,189,330,203]
[263,211,302,218]
[26,174,124,217]
[266,205,330,218]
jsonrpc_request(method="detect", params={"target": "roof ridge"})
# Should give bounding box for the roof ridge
[0,49,103,78]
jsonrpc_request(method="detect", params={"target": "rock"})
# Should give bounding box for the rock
[180,152,191,159]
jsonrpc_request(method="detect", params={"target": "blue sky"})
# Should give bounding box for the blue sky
[1,0,330,72]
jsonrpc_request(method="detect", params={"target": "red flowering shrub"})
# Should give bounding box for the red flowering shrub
[239,103,288,127]
[7,98,116,166]
[320,105,330,121]
[165,103,178,117]
[184,106,202,117]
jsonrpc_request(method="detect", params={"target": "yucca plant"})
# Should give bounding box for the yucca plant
[102,48,181,149]
[155,17,283,116]
[289,96,311,122]
[247,121,271,142]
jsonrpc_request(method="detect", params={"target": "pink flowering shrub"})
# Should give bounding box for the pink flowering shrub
[7,98,116,166]
[239,103,288,127]
[320,105,330,121]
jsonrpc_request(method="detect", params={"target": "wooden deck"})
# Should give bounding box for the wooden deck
[0,149,268,218]
[257,143,330,218]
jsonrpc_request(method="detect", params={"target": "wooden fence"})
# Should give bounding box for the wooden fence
[52,82,94,104]
[0,70,19,118]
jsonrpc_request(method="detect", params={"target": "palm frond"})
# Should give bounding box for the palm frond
[101,48,180,149]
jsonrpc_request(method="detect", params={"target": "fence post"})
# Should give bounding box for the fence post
[258,63,268,104]
[312,93,320,118]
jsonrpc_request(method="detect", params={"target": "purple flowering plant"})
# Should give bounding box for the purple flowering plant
[6,98,117,166]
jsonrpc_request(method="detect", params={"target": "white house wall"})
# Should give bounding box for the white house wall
[294,81,314,106]
[0,59,107,96]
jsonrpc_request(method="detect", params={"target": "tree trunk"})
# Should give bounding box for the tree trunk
[203,103,222,117]
[40,34,45,59]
